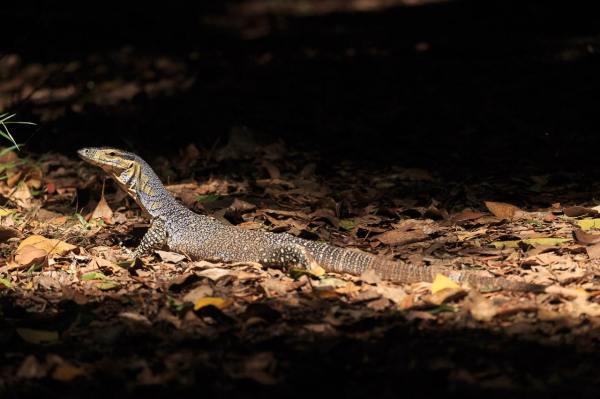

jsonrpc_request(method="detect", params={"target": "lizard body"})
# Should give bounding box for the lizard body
[78,147,548,293]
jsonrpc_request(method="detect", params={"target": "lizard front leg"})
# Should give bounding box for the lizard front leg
[133,216,168,258]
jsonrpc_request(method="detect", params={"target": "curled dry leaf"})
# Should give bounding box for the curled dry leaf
[451,211,487,222]
[573,229,600,245]
[484,201,521,220]
[0,225,22,242]
[11,184,33,209]
[374,229,428,246]
[563,206,599,218]
[262,160,280,179]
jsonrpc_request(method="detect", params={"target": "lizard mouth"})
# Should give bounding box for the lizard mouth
[77,148,102,167]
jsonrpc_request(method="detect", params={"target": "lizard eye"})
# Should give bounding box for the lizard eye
[108,152,116,156]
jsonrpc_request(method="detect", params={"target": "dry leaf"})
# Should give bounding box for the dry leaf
[374,229,428,246]
[463,290,497,321]
[586,243,600,259]
[183,285,214,303]
[14,245,47,268]
[573,229,600,245]
[490,237,572,248]
[16,235,77,256]
[198,268,231,281]
[399,292,415,310]
[485,201,521,220]
[155,250,186,263]
[431,274,460,294]
[0,207,17,217]
[91,195,113,221]
[451,211,486,222]
[16,328,59,344]
[564,206,599,218]
[425,287,466,305]
[577,219,600,230]
[12,184,32,208]
[0,225,22,242]
[360,269,382,285]
[194,297,233,310]
[262,160,280,179]
[456,228,488,241]
[52,365,85,382]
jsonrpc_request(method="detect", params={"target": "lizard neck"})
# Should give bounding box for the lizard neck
[110,157,183,219]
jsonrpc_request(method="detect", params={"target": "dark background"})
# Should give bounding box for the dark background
[1,0,598,179]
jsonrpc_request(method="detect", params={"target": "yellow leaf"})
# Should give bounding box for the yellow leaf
[431,274,460,294]
[52,365,85,382]
[16,235,77,256]
[426,287,467,305]
[7,171,23,187]
[194,297,233,310]
[16,328,59,344]
[0,207,17,217]
[95,282,121,291]
[308,265,326,277]
[489,237,572,248]
[578,219,600,231]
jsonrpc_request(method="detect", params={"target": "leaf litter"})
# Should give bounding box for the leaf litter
[4,141,600,393]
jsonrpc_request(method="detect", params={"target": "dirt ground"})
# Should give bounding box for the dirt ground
[1,1,600,397]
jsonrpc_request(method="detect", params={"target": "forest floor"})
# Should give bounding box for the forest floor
[3,135,600,398]
[2,0,600,397]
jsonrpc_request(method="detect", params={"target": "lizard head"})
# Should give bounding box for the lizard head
[78,147,142,196]
[78,147,137,174]
[78,147,175,217]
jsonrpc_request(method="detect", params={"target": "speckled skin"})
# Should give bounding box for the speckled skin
[78,147,547,292]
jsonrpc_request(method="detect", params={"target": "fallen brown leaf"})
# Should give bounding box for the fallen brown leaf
[14,245,47,268]
[463,290,497,321]
[91,194,113,221]
[16,235,77,257]
[573,229,600,245]
[485,201,521,220]
[374,229,428,246]
[0,225,22,242]
[564,206,599,218]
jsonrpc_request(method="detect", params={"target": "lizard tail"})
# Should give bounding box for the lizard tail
[365,256,547,293]
[310,243,548,293]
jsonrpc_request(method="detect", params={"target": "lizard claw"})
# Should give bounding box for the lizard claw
[122,247,137,259]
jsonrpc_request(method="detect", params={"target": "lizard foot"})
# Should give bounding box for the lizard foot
[258,243,324,275]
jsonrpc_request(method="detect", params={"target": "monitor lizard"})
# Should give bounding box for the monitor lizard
[78,146,560,294]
